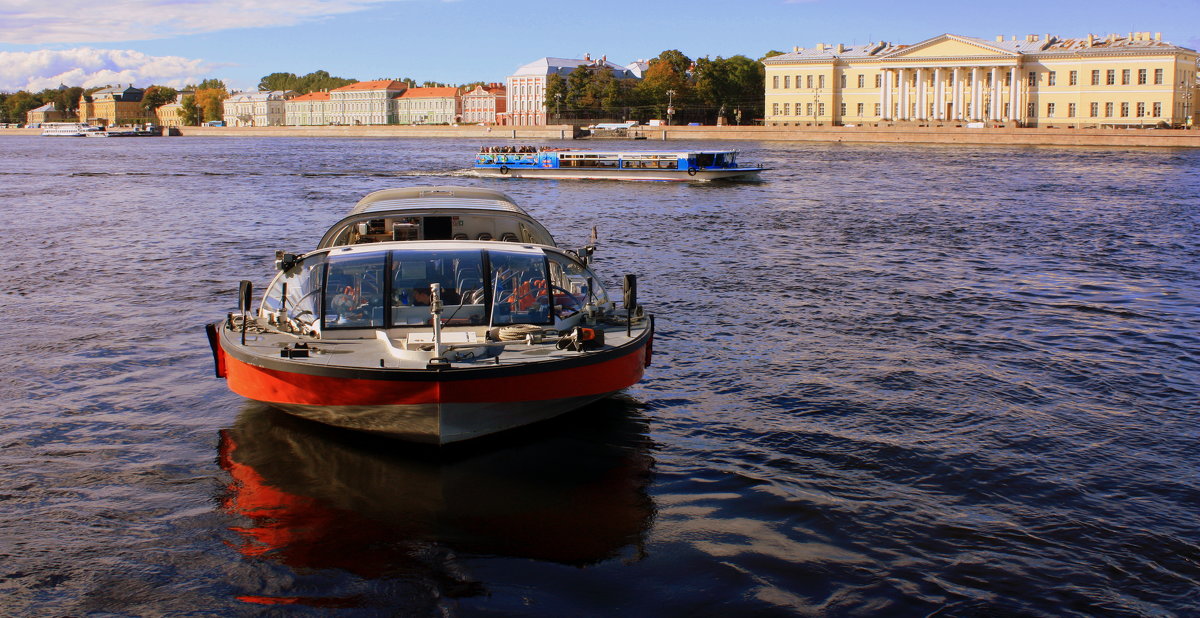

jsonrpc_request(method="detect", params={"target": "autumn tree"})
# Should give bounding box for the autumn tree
[141,86,178,115]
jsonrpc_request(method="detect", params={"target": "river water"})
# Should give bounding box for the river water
[1,135,1197,615]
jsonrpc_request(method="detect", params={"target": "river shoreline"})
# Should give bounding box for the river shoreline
[4,123,1198,147]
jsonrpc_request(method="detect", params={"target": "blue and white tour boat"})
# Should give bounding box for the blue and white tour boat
[474,147,764,181]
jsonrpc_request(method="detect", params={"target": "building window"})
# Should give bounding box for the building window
[1068,103,1076,117]
[1136,102,1145,117]
[875,74,882,88]
[796,100,803,113]
[1047,102,1055,117]
[1090,102,1099,117]
[772,103,779,115]
[794,75,801,88]
[840,102,846,115]
[819,75,825,89]
[1138,69,1147,85]
[818,103,825,116]
[806,102,813,116]
[857,102,864,115]
[1028,71,1037,87]
[1154,68,1164,85]
[1120,102,1129,117]
[858,74,865,88]
[1048,72,1056,86]
[1122,69,1131,85]
[840,74,847,88]
[1105,102,1114,117]
[806,75,813,88]
[1153,102,1162,116]
[1028,102,1036,117]
[874,103,881,116]
[1106,69,1116,85]
[772,76,779,89]
[782,75,789,89]
[782,103,789,116]
[1069,70,1078,86]
[1091,70,1100,85]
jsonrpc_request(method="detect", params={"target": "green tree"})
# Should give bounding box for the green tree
[258,72,299,92]
[4,91,40,124]
[693,55,764,124]
[179,95,199,125]
[53,86,84,117]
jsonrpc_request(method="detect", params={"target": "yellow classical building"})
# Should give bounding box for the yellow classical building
[79,85,150,126]
[764,32,1199,128]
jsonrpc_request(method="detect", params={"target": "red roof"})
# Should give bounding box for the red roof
[398,87,460,98]
[333,80,407,92]
[292,91,331,101]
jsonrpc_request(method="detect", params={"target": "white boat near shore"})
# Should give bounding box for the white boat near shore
[40,122,105,137]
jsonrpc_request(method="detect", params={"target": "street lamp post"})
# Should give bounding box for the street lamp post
[555,92,562,121]
[665,89,676,126]
[1182,79,1194,128]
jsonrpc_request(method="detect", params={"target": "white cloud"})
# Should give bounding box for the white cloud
[0,0,415,45]
[0,48,221,91]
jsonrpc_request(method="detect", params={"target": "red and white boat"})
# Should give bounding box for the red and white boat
[206,186,653,445]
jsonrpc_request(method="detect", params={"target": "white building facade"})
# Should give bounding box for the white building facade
[222,90,294,127]
[328,80,407,125]
[395,87,461,124]
[285,91,332,126]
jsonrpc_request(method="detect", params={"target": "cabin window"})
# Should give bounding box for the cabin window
[323,253,387,329]
[546,251,608,319]
[262,253,326,331]
[390,249,487,326]
[489,250,551,326]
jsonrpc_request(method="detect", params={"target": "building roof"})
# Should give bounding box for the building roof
[226,90,293,103]
[398,87,460,99]
[763,32,1196,64]
[510,56,639,79]
[30,102,56,112]
[333,80,408,92]
[291,91,331,101]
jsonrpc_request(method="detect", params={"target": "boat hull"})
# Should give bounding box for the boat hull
[210,322,653,445]
[475,167,761,182]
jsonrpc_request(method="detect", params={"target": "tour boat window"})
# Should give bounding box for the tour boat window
[390,249,487,326]
[546,251,608,319]
[489,250,551,326]
[262,253,326,332]
[323,253,386,329]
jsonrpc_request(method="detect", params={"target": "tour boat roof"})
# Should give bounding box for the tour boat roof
[318,185,557,249]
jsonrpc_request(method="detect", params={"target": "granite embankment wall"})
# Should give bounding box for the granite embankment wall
[5,124,1199,147]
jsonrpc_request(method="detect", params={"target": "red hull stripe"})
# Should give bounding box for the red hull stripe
[224,339,648,406]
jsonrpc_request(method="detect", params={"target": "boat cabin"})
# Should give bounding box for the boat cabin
[261,187,608,340]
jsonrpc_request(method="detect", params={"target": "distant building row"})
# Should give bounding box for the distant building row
[222,82,508,127]
[26,54,650,128]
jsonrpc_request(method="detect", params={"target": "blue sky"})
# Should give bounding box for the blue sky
[1,0,1198,93]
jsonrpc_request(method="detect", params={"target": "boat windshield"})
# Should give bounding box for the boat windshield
[264,247,606,331]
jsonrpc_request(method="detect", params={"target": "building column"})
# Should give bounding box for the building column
[880,69,890,120]
[916,68,926,120]
[1009,66,1020,122]
[990,67,999,120]
[970,67,981,120]
[899,69,910,120]
[933,68,944,120]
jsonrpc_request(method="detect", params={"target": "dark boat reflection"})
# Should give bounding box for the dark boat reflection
[217,396,656,603]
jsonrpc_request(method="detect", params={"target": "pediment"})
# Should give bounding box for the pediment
[884,34,1017,59]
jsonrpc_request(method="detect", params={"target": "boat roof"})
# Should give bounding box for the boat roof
[318,186,557,249]
[349,186,528,216]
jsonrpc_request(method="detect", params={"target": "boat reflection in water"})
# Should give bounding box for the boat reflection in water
[218,396,655,607]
